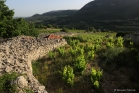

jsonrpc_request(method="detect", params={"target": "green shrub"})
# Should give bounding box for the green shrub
[74,55,86,74]
[0,72,20,93]
[69,47,77,57]
[87,50,95,59]
[101,47,124,65]
[61,27,69,32]
[91,68,103,89]
[106,42,114,49]
[116,37,124,47]
[84,44,95,52]
[48,51,55,59]
[62,65,74,86]
[57,47,65,57]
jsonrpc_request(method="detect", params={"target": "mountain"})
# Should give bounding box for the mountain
[42,10,78,16]
[75,0,139,20]
[26,0,139,32]
[67,0,139,31]
[26,10,78,25]
[31,10,78,17]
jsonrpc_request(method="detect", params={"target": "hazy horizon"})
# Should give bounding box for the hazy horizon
[5,0,93,17]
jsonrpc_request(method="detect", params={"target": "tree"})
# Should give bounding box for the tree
[0,0,38,38]
[0,0,14,20]
[0,0,15,38]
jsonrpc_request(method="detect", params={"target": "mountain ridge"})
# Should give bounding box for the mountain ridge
[75,0,139,20]
[26,0,139,32]
[31,10,78,17]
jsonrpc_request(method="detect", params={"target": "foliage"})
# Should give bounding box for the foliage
[61,27,69,32]
[116,37,124,47]
[48,51,55,59]
[68,39,79,48]
[86,26,95,32]
[0,72,20,93]
[75,55,86,74]
[47,24,53,28]
[62,65,75,86]
[57,47,65,57]
[101,47,124,65]
[84,44,94,52]
[91,68,103,89]
[32,32,139,93]
[106,42,114,49]
[106,37,115,49]
[23,88,33,93]
[87,50,95,59]
[69,47,76,57]
[0,1,38,38]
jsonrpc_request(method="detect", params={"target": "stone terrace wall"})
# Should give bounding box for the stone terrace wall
[0,35,67,93]
[124,33,139,45]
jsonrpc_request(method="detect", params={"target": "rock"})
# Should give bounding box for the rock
[36,86,48,93]
[124,33,139,44]
[5,66,12,72]
[15,76,28,88]
[0,35,67,92]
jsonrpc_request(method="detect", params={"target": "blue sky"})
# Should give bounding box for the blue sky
[5,0,93,17]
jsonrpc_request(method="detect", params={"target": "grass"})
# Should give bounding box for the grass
[32,32,139,93]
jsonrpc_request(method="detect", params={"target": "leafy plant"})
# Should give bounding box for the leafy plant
[48,51,55,59]
[0,1,39,38]
[0,72,20,93]
[69,47,77,57]
[101,47,124,65]
[62,65,75,86]
[116,37,124,47]
[61,27,69,32]
[106,42,114,49]
[88,50,95,59]
[68,39,79,48]
[57,47,65,57]
[94,80,99,89]
[84,44,94,52]
[75,55,86,74]
[91,68,103,89]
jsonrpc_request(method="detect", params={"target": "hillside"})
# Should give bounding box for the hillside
[68,0,139,31]
[75,0,139,20]
[26,0,139,32]
[26,10,78,23]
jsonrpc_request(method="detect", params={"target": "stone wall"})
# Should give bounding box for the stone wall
[124,33,139,45]
[0,35,67,93]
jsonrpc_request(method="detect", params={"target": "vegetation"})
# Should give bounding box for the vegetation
[1,0,139,92]
[25,0,139,32]
[0,72,20,93]
[0,0,38,38]
[91,67,103,89]
[32,32,139,93]
[62,65,74,86]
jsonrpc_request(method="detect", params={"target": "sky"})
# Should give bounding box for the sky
[5,0,93,17]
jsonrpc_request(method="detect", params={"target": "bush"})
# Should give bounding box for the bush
[0,72,20,93]
[74,55,86,74]
[62,65,74,86]
[61,27,69,32]
[91,67,103,89]
[0,1,38,38]
[101,47,124,65]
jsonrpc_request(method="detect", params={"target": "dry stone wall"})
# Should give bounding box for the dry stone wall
[0,35,67,93]
[124,33,139,45]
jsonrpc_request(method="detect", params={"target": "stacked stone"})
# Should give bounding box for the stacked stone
[0,35,67,93]
[124,33,139,45]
